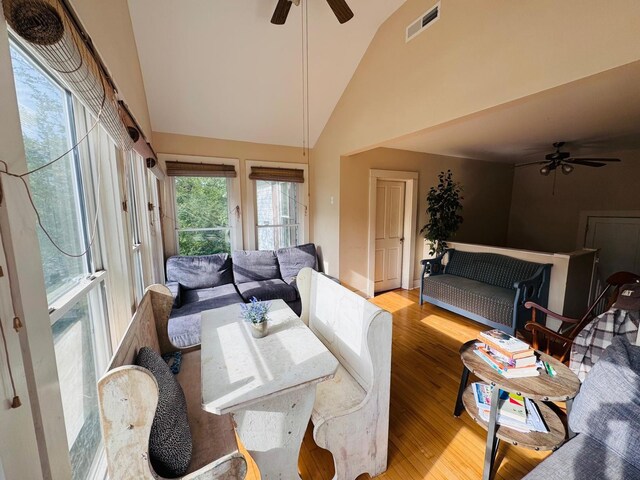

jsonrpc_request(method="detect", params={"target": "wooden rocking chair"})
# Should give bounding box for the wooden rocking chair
[523,271,640,363]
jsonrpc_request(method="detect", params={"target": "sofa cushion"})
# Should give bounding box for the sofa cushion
[135,347,192,477]
[445,250,542,290]
[166,254,233,290]
[232,250,280,284]
[236,279,298,303]
[169,285,244,347]
[276,243,318,285]
[522,433,640,480]
[423,274,515,327]
[569,336,640,471]
[181,284,241,305]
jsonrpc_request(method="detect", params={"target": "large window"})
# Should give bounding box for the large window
[255,180,300,250]
[246,161,308,251]
[175,176,232,255]
[11,43,111,480]
[127,151,145,301]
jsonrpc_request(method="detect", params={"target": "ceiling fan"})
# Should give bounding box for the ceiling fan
[517,142,621,176]
[271,0,354,25]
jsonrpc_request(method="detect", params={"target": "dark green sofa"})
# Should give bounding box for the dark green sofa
[419,249,552,335]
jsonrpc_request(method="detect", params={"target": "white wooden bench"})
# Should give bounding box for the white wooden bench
[297,268,393,480]
[97,284,247,479]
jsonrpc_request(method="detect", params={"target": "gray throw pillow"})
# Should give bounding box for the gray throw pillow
[569,336,640,471]
[232,249,280,284]
[136,347,192,477]
[276,243,318,285]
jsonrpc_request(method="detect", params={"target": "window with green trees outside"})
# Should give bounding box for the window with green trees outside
[175,176,231,255]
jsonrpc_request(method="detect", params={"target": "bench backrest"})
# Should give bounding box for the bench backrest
[106,285,174,371]
[98,285,175,479]
[446,250,543,290]
[297,268,392,392]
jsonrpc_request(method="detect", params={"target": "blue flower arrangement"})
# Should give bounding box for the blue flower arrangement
[240,297,271,325]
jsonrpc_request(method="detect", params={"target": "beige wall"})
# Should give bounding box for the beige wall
[312,0,640,277]
[68,0,152,138]
[508,150,640,253]
[340,148,513,293]
[152,131,310,253]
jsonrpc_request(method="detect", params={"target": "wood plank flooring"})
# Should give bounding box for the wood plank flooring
[241,288,549,480]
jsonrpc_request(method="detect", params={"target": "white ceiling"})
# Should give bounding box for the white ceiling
[128,0,406,147]
[383,60,640,164]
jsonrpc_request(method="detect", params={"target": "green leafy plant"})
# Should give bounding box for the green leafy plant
[240,297,271,325]
[420,170,463,256]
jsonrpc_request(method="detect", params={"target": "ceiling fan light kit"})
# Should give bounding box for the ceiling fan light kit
[561,163,574,175]
[517,141,621,176]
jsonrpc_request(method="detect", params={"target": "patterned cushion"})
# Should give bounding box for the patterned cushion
[232,250,281,284]
[423,274,515,326]
[276,243,318,285]
[136,347,192,477]
[445,250,541,290]
[166,254,233,290]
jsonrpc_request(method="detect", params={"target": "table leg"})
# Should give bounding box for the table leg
[482,385,500,480]
[453,366,470,417]
[565,398,575,439]
[231,384,316,480]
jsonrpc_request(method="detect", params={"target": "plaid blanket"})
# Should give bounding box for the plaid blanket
[570,308,640,381]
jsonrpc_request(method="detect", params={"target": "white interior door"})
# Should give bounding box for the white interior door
[375,180,406,293]
[585,216,640,280]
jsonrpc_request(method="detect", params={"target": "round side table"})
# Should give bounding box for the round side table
[454,340,581,480]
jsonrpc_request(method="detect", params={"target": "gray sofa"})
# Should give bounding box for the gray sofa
[523,336,640,480]
[166,243,318,347]
[419,249,552,335]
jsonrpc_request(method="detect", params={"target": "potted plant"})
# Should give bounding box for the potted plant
[420,170,463,256]
[241,297,271,338]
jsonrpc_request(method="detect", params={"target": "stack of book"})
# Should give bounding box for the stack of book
[472,382,548,433]
[474,329,539,378]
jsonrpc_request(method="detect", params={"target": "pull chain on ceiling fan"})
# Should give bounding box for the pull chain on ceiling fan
[516,142,621,176]
[271,0,354,25]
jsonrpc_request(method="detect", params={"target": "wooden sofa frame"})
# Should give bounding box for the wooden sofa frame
[297,268,393,480]
[97,284,247,480]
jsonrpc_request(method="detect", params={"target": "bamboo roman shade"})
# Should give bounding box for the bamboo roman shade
[3,0,131,149]
[249,166,304,183]
[165,161,237,178]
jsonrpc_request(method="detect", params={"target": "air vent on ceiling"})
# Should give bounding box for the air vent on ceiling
[406,2,440,42]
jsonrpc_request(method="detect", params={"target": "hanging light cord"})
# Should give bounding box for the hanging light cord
[300,0,310,159]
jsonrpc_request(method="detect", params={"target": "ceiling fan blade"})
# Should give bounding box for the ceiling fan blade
[567,160,607,167]
[568,157,621,162]
[326,0,354,23]
[515,161,548,167]
[271,0,292,25]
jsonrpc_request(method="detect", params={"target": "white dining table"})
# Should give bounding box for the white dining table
[201,299,338,479]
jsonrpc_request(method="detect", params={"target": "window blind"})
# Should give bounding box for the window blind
[165,161,237,178]
[249,166,304,183]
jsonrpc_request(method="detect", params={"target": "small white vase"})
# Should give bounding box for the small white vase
[251,320,268,338]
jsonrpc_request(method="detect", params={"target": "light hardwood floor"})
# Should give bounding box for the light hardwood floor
[241,288,549,480]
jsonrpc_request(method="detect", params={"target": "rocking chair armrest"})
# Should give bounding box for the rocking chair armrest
[523,301,581,324]
[524,322,573,343]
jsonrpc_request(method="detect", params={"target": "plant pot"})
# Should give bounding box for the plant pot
[250,321,268,339]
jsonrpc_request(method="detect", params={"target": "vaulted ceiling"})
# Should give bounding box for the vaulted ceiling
[128,0,406,147]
